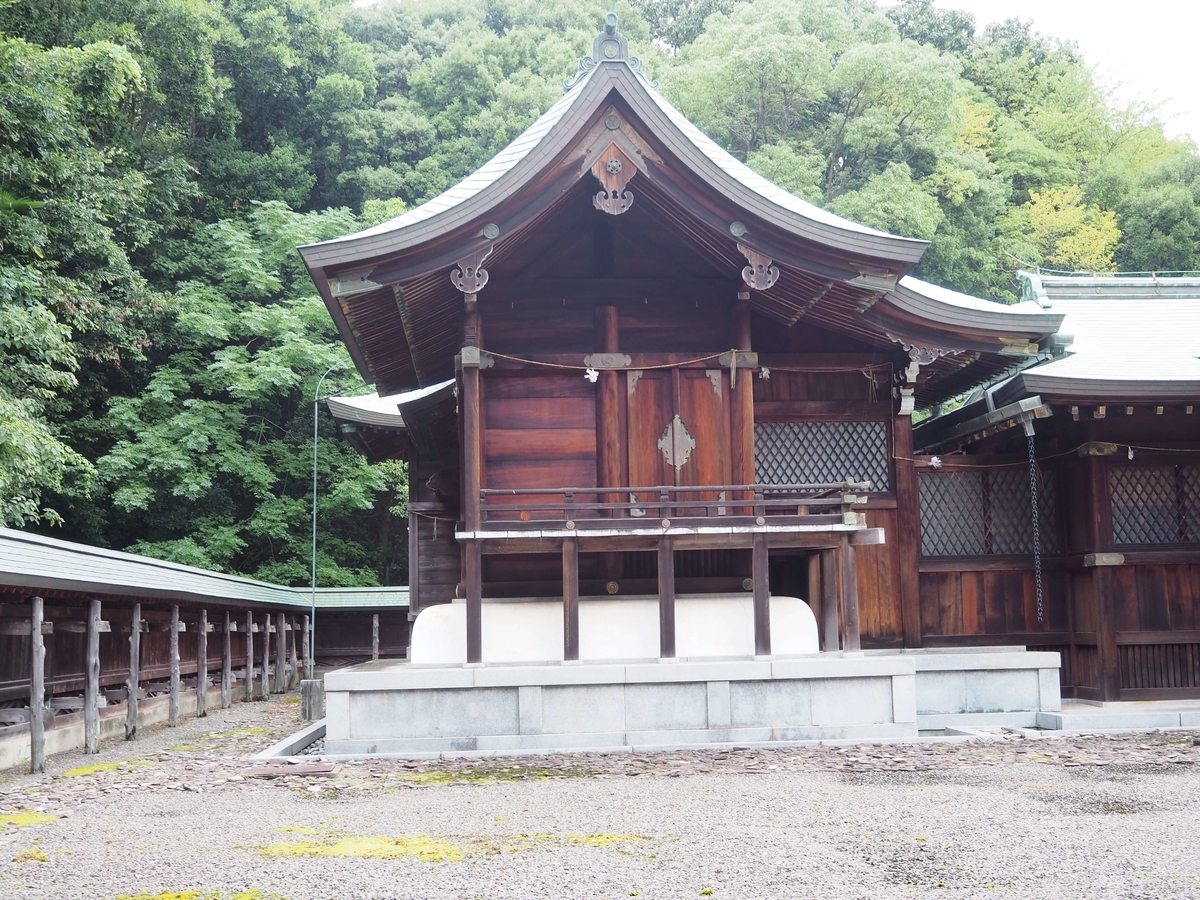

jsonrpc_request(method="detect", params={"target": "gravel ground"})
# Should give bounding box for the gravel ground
[2,694,1199,900]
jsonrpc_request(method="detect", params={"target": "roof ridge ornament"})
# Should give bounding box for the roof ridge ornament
[564,10,650,92]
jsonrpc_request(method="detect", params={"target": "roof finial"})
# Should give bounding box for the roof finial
[563,7,651,92]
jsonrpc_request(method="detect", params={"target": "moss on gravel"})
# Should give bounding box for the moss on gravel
[0,809,58,827]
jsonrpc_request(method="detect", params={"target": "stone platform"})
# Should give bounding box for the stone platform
[322,647,1063,757]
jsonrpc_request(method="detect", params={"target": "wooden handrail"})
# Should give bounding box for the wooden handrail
[481,480,871,496]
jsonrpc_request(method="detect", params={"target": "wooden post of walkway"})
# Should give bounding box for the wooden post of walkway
[752,532,771,657]
[302,615,311,680]
[196,608,208,717]
[274,612,286,693]
[168,604,180,726]
[563,537,580,662]
[30,596,45,774]
[657,536,676,659]
[371,614,380,661]
[126,602,141,740]
[84,598,101,753]
[245,611,255,701]
[820,549,839,653]
[221,611,232,708]
[260,613,271,699]
[838,536,862,652]
[730,293,756,512]
[288,617,299,688]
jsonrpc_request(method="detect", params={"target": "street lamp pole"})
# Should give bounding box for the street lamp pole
[309,362,342,680]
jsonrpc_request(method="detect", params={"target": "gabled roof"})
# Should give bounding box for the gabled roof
[298,17,1062,404]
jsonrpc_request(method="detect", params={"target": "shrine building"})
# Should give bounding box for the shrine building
[302,14,1200,753]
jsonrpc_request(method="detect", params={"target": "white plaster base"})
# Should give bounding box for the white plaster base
[409,594,818,665]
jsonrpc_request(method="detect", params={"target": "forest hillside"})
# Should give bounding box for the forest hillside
[2,0,1196,584]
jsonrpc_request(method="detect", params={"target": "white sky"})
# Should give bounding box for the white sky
[922,0,1200,143]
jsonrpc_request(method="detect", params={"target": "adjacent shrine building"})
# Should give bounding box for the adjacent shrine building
[306,15,1200,704]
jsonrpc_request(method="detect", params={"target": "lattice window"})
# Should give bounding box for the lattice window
[1110,464,1200,545]
[754,420,890,491]
[919,468,1059,557]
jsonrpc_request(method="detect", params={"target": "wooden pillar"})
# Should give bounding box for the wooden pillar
[196,608,208,717]
[274,612,286,693]
[730,294,756,493]
[893,416,923,647]
[563,537,580,661]
[806,554,823,650]
[820,549,839,653]
[407,511,421,623]
[245,610,255,701]
[752,532,771,656]
[168,604,180,726]
[838,537,862,652]
[595,306,622,497]
[29,596,45,774]
[371,614,380,661]
[221,611,232,709]
[657,536,676,658]
[84,598,101,753]
[464,543,482,664]
[302,615,311,680]
[595,305,623,580]
[126,603,141,740]
[260,614,272,697]
[1085,455,1120,700]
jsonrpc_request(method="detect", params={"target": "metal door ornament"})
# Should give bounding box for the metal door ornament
[657,414,696,473]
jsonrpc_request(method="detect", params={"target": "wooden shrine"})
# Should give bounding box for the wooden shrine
[308,15,1198,703]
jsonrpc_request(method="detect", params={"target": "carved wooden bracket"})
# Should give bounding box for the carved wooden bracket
[591,143,636,216]
[887,333,953,383]
[657,414,696,472]
[737,243,779,290]
[450,245,493,294]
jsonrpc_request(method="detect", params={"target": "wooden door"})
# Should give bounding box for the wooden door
[626,368,732,513]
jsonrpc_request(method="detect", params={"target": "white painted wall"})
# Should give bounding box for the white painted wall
[409,595,819,665]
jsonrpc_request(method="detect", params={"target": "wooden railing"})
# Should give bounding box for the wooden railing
[477,481,872,530]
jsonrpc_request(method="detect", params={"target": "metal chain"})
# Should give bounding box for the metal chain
[1027,432,1044,625]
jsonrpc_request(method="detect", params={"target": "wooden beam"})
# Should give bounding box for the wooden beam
[752,533,771,656]
[372,613,380,661]
[245,610,255,701]
[595,305,622,507]
[892,416,923,648]
[126,603,141,740]
[658,536,676,659]
[838,538,862,652]
[30,596,45,774]
[820,549,839,653]
[563,537,580,662]
[221,610,232,709]
[168,604,180,726]
[84,598,101,753]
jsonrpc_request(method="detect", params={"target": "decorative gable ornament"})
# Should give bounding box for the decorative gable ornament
[591,143,636,215]
[564,11,650,92]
